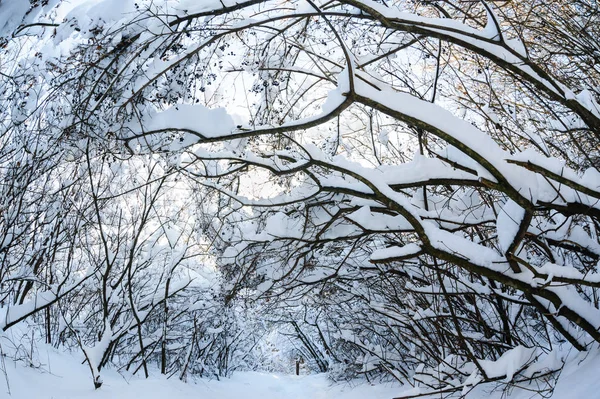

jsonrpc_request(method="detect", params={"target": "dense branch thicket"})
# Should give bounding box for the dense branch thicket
[1,0,599,396]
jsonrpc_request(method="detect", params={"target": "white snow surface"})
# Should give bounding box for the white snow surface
[3,346,399,399]
[370,243,421,261]
[5,344,600,399]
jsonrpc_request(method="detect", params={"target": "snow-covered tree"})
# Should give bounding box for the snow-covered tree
[1,0,599,395]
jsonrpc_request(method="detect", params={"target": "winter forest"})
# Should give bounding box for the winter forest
[0,0,599,398]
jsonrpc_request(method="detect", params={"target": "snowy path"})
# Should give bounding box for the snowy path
[4,346,600,398]
[2,348,400,399]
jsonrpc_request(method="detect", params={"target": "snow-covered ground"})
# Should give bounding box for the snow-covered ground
[2,346,400,399]
[3,345,600,399]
